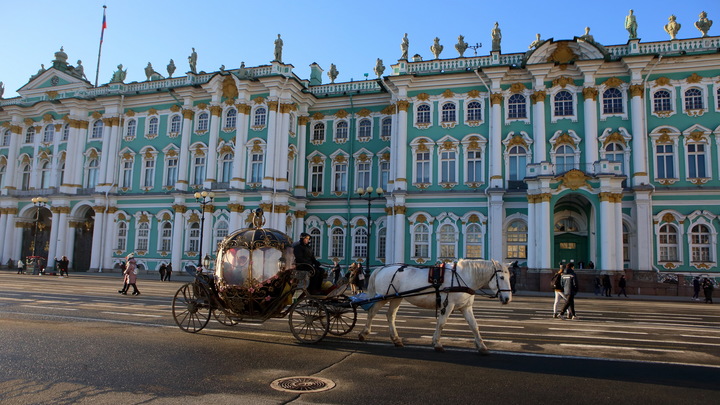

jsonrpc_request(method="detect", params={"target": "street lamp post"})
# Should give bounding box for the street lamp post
[31,197,49,274]
[356,186,384,273]
[194,191,215,269]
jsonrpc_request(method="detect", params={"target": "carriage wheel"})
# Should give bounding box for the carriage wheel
[172,283,211,333]
[213,309,239,326]
[288,296,330,344]
[327,297,357,336]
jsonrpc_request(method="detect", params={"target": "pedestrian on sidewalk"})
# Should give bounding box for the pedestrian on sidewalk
[551,265,566,318]
[57,256,69,277]
[164,262,172,281]
[159,263,167,281]
[692,276,701,301]
[118,254,140,296]
[16,259,24,274]
[559,262,579,319]
[602,274,612,297]
[617,275,628,297]
[702,278,714,304]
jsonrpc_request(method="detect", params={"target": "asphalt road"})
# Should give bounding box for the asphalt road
[1,271,718,404]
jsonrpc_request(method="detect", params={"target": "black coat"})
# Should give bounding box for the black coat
[293,241,320,270]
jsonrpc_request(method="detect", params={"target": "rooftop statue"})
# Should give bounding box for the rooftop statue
[374,58,385,78]
[328,63,339,84]
[430,37,443,59]
[167,59,176,78]
[30,64,46,81]
[625,9,638,39]
[274,34,283,62]
[237,61,251,79]
[110,64,127,83]
[188,48,197,74]
[580,26,595,43]
[74,60,87,80]
[400,33,409,60]
[455,35,468,57]
[694,11,713,37]
[144,62,164,81]
[491,22,502,52]
[0,81,4,99]
[529,33,544,49]
[664,14,681,40]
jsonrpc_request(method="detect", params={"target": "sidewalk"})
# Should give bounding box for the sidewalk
[2,268,702,303]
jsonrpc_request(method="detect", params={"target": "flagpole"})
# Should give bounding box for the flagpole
[94,5,107,88]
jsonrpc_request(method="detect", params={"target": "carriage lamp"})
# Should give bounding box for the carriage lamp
[203,254,212,271]
[195,191,216,268]
[356,186,384,272]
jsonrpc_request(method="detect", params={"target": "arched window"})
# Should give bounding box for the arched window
[160,222,173,252]
[603,88,624,114]
[197,112,209,132]
[465,223,483,258]
[335,121,348,141]
[438,224,456,260]
[43,124,54,143]
[554,90,573,116]
[86,159,99,188]
[685,88,704,110]
[147,117,159,135]
[188,222,200,252]
[61,124,70,141]
[622,222,630,263]
[555,145,575,173]
[508,145,527,182]
[467,101,483,121]
[659,224,678,261]
[653,90,672,112]
[312,122,325,142]
[381,117,392,138]
[413,224,430,259]
[416,104,431,124]
[21,164,31,190]
[353,227,368,258]
[377,227,387,260]
[91,120,104,139]
[214,220,229,250]
[441,103,456,123]
[225,108,237,129]
[2,129,11,146]
[358,118,371,139]
[506,221,527,259]
[331,227,345,258]
[40,161,51,189]
[136,222,150,251]
[170,115,182,133]
[253,107,267,127]
[508,94,526,119]
[220,153,233,183]
[310,228,322,258]
[116,222,128,251]
[126,119,137,139]
[690,224,711,262]
[25,127,35,144]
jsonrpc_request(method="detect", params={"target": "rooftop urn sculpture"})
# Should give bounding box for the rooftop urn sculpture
[430,37,443,59]
[455,35,468,57]
[167,59,176,78]
[664,14,681,40]
[694,11,712,37]
[328,64,339,84]
[374,58,385,78]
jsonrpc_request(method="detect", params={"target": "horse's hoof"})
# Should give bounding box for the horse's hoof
[434,346,445,353]
[392,338,404,347]
[478,348,491,356]
[358,334,366,342]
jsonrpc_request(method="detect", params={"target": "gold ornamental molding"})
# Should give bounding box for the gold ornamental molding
[552,76,575,88]
[557,169,592,191]
[381,104,396,115]
[467,89,481,98]
[654,77,671,87]
[442,89,454,98]
[490,93,503,105]
[509,83,527,94]
[312,112,325,120]
[603,132,627,147]
[172,204,187,213]
[416,93,430,101]
[599,192,623,203]
[602,77,624,88]
[182,109,195,119]
[259,203,273,212]
[253,97,266,105]
[280,103,295,114]
[554,132,576,147]
[661,213,676,223]
[203,204,215,213]
[531,90,546,104]
[92,205,107,214]
[267,101,278,110]
[196,103,208,110]
[24,118,35,126]
[42,113,54,122]
[106,206,118,214]
[396,100,410,112]
[415,214,427,223]
[273,205,290,214]
[294,210,307,218]
[298,115,310,125]
[632,171,648,177]
[686,73,703,83]
[357,108,372,117]
[46,91,59,99]
[507,135,528,148]
[222,75,238,99]
[236,103,251,115]
[394,205,407,215]
[547,42,577,65]
[629,84,644,98]
[170,104,181,112]
[224,98,236,105]
[210,105,223,116]
[335,109,348,119]
[125,109,136,117]
[582,87,598,101]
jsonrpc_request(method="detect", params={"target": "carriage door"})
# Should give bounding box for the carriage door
[72,211,94,271]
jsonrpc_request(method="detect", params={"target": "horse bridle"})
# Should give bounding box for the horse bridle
[488,260,512,298]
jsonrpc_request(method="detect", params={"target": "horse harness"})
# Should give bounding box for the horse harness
[384,262,476,317]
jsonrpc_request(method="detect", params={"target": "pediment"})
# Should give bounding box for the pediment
[17,68,92,98]
[525,39,608,66]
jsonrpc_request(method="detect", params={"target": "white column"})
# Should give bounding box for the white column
[393,208,406,264]
[0,210,8,263]
[64,221,77,267]
[89,207,105,271]
[526,198,536,269]
[537,195,551,269]
[70,121,89,188]
[630,85,649,186]
[171,204,186,272]
[30,125,41,189]
[276,104,291,191]
[488,190,504,259]
[4,125,21,193]
[204,105,222,188]
[176,109,193,191]
[55,208,69,261]
[47,208,60,269]
[293,115,308,197]
[230,104,250,189]
[97,118,113,186]
[532,91,547,162]
[201,205,213,261]
[104,118,121,187]
[393,101,409,190]
[583,88,599,168]
[599,195,614,270]
[262,101,278,189]
[49,124,61,188]
[614,198,624,270]
[489,94,503,188]
[102,209,116,270]
[11,213,22,262]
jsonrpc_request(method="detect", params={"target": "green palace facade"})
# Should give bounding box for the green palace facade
[1,23,719,285]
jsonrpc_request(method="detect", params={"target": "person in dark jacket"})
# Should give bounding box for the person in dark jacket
[702,278,714,304]
[559,262,579,319]
[293,232,323,294]
[617,275,628,297]
[602,274,612,297]
[692,277,701,301]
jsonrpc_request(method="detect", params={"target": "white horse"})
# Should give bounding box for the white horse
[358,259,512,355]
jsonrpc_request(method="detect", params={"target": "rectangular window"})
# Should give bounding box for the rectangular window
[250,153,264,184]
[143,160,155,188]
[193,156,206,185]
[415,152,430,183]
[121,161,133,188]
[687,144,706,178]
[467,150,482,183]
[165,158,178,186]
[137,224,149,251]
[357,162,370,191]
[656,144,674,179]
[310,164,323,193]
[334,163,347,192]
[379,161,390,191]
[440,150,456,183]
[161,225,172,252]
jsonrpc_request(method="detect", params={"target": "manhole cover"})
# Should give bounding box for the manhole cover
[270,376,335,393]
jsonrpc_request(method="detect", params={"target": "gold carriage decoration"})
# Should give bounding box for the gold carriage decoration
[214,208,297,317]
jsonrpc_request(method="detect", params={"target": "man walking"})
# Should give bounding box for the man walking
[559,262,579,319]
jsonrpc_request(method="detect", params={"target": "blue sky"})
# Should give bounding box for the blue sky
[1,0,718,99]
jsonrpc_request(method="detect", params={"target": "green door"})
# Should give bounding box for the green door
[554,233,588,268]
